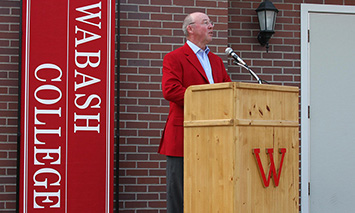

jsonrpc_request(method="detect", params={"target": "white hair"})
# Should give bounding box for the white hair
[182,14,193,37]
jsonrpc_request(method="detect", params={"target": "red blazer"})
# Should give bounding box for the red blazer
[159,43,231,157]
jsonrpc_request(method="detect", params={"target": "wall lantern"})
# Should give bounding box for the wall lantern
[256,0,279,52]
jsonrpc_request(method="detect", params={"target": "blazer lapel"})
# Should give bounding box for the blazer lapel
[182,43,209,83]
[208,53,219,83]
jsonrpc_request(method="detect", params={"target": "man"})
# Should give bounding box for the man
[159,12,232,213]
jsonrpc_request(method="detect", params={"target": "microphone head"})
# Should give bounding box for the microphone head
[225,47,233,55]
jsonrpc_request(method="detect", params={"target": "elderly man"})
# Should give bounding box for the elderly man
[159,12,231,212]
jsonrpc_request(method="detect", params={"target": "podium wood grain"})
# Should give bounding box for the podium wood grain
[184,82,299,213]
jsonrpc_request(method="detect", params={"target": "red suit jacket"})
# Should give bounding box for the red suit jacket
[159,43,232,157]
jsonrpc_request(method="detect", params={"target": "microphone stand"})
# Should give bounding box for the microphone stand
[233,62,269,84]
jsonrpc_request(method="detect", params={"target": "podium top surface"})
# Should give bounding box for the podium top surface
[184,82,299,128]
[185,82,299,93]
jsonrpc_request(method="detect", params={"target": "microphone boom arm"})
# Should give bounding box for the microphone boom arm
[234,62,268,84]
[225,47,268,84]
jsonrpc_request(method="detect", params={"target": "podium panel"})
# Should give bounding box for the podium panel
[184,82,299,213]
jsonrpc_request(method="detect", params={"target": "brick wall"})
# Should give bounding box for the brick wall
[0,0,20,211]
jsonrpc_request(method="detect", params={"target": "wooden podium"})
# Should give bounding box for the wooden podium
[184,82,299,212]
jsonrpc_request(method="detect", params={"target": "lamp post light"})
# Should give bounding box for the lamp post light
[256,0,279,52]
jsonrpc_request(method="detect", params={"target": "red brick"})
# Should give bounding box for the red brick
[127,75,149,82]
[120,145,137,152]
[151,44,173,51]
[139,51,160,59]
[284,53,301,60]
[148,169,166,176]
[284,68,300,75]
[345,0,355,5]
[137,193,159,200]
[274,60,294,67]
[138,129,161,137]
[151,14,172,21]
[137,162,159,169]
[273,45,293,52]
[127,28,150,36]
[150,29,172,36]
[119,162,137,169]
[126,169,149,176]
[125,201,147,208]
[262,68,282,74]
[127,12,149,20]
[120,35,138,43]
[140,21,161,28]
[0,16,19,23]
[149,122,165,129]
[253,60,273,67]
[119,177,137,184]
[119,129,138,137]
[197,1,217,7]
[119,193,136,200]
[0,177,16,184]
[120,20,139,27]
[148,201,166,208]
[324,0,341,4]
[150,154,166,161]
[137,177,159,184]
[138,98,161,105]
[173,0,194,6]
[138,83,160,90]
[274,74,294,82]
[148,185,165,192]
[162,7,183,13]
[125,185,147,193]
[139,67,161,75]
[139,5,161,12]
[127,154,149,161]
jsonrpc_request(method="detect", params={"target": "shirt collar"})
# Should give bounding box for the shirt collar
[187,40,210,55]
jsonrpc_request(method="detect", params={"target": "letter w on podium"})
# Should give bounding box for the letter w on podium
[253,148,286,187]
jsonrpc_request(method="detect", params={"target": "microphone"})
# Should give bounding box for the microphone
[225,47,247,66]
[225,46,267,84]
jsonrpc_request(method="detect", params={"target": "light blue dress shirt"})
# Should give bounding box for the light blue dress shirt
[186,40,214,84]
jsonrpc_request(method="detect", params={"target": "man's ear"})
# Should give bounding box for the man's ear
[186,25,193,35]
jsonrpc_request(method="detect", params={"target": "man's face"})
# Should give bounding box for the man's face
[189,13,214,46]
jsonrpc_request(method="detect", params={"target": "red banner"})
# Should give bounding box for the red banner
[19,0,115,212]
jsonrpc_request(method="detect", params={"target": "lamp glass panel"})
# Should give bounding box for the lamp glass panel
[266,10,276,31]
[257,11,266,31]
